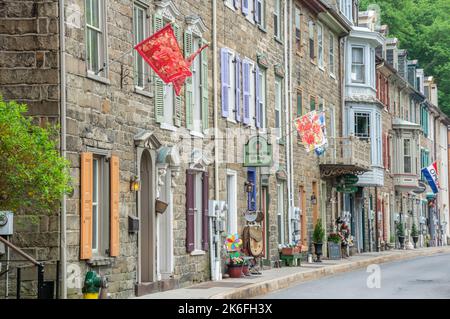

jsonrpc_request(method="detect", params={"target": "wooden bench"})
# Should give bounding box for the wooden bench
[280,253,302,266]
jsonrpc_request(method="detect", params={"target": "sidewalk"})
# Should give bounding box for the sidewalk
[135,246,450,299]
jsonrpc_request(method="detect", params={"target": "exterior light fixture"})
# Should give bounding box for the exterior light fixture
[311,194,317,205]
[244,181,254,193]
[130,176,140,192]
[416,198,421,205]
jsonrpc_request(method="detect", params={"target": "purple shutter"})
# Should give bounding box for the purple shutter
[255,64,261,128]
[254,0,260,23]
[242,0,249,15]
[186,170,195,253]
[221,48,229,118]
[235,55,241,122]
[234,0,240,9]
[202,171,209,251]
[243,60,250,125]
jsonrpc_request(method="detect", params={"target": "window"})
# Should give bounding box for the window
[296,90,302,117]
[245,0,255,23]
[329,33,335,75]
[317,24,323,68]
[403,139,412,173]
[310,95,316,111]
[86,0,106,76]
[194,172,203,251]
[274,0,281,40]
[227,50,236,122]
[249,62,256,126]
[354,112,370,140]
[80,152,119,260]
[224,0,235,10]
[275,77,283,139]
[226,171,237,234]
[133,4,147,88]
[318,96,324,111]
[309,21,315,60]
[351,47,365,83]
[370,48,375,88]
[256,0,265,29]
[277,182,286,244]
[258,68,266,128]
[295,7,301,52]
[339,0,353,22]
[192,36,203,132]
[409,100,415,123]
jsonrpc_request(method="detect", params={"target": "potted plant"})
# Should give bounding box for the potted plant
[227,256,244,278]
[396,222,405,249]
[313,219,325,262]
[280,243,301,255]
[411,223,419,248]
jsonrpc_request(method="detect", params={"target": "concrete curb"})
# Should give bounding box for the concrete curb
[209,247,450,299]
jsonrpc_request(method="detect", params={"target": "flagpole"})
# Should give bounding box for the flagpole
[95,47,135,75]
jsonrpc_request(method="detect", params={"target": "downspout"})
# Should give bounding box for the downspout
[288,0,294,244]
[284,0,293,243]
[59,0,67,299]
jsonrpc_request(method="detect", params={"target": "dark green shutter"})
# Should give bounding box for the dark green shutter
[173,23,182,127]
[153,13,164,123]
[201,39,209,131]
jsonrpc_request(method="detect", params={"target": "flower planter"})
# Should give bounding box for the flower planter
[412,236,419,248]
[227,264,243,278]
[314,243,323,262]
[398,236,405,249]
[242,264,250,276]
[281,247,300,255]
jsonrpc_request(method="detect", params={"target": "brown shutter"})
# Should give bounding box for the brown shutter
[186,170,195,253]
[383,133,387,169]
[202,171,209,251]
[110,155,120,257]
[80,152,93,260]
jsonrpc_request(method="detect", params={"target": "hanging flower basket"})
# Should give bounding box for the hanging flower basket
[155,199,168,214]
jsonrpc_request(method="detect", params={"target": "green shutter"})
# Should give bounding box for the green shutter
[173,23,182,127]
[201,39,209,131]
[153,13,164,123]
[184,30,193,130]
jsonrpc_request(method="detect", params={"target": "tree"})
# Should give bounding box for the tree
[360,0,450,116]
[0,97,72,217]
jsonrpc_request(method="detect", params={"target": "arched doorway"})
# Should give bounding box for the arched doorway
[140,150,155,283]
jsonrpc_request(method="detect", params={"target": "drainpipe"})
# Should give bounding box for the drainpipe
[288,0,294,244]
[212,0,219,201]
[284,0,293,244]
[59,0,67,299]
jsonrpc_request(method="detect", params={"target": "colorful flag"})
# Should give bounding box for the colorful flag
[421,161,439,193]
[134,24,208,95]
[295,111,327,153]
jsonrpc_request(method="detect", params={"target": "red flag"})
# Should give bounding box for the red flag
[134,24,208,96]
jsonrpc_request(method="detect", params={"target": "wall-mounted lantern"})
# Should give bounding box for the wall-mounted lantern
[244,181,254,193]
[310,194,317,205]
[130,176,140,192]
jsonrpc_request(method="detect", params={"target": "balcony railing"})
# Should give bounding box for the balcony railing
[319,136,371,177]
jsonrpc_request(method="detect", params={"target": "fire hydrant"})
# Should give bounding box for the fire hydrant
[82,270,102,299]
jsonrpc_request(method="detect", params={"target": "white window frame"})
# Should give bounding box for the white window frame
[256,0,266,29]
[226,170,238,234]
[308,20,315,61]
[258,67,266,129]
[91,154,109,257]
[192,35,203,133]
[133,2,148,90]
[294,6,301,52]
[246,0,255,24]
[274,0,281,41]
[161,17,177,130]
[92,157,100,254]
[329,33,335,76]
[275,76,282,140]
[249,61,256,127]
[194,172,203,251]
[86,0,107,80]
[277,182,286,245]
[317,23,324,69]
[224,0,235,11]
[403,138,412,174]
[351,46,365,84]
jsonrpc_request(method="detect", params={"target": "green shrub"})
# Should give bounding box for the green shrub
[313,219,325,243]
[411,223,419,237]
[396,222,405,237]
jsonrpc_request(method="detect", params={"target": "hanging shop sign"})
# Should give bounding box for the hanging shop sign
[342,174,359,185]
[244,135,273,167]
[336,185,358,193]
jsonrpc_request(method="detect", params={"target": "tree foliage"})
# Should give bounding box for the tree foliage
[0,97,72,215]
[360,0,450,115]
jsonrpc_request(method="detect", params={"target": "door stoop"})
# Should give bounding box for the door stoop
[135,279,180,297]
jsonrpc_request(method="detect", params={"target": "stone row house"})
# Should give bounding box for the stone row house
[0,0,449,299]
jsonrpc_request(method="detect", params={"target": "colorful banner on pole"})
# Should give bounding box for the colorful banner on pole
[421,161,439,194]
[295,111,327,153]
[134,24,208,95]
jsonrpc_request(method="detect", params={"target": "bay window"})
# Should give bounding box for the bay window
[351,47,365,83]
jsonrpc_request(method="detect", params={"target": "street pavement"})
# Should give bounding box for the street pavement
[260,252,450,299]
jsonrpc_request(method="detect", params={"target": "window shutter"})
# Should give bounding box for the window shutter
[173,23,182,127]
[254,0,260,23]
[80,152,93,260]
[186,170,195,253]
[154,13,164,123]
[221,48,229,118]
[201,39,209,131]
[235,54,241,122]
[242,60,250,125]
[110,155,120,257]
[242,0,249,15]
[202,171,209,251]
[255,64,261,128]
[184,30,194,129]
[383,133,387,169]
[247,169,256,211]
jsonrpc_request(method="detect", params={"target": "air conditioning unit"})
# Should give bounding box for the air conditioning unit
[0,211,13,235]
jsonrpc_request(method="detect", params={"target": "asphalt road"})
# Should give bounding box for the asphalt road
[261,252,450,299]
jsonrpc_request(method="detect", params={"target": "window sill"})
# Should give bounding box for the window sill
[160,123,178,132]
[258,25,267,33]
[190,250,206,256]
[330,73,336,80]
[274,37,283,45]
[134,87,154,98]
[87,71,110,85]
[190,130,204,138]
[318,66,325,72]
[226,117,237,124]
[245,17,255,25]
[87,256,115,267]
[225,3,236,11]
[310,59,317,66]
